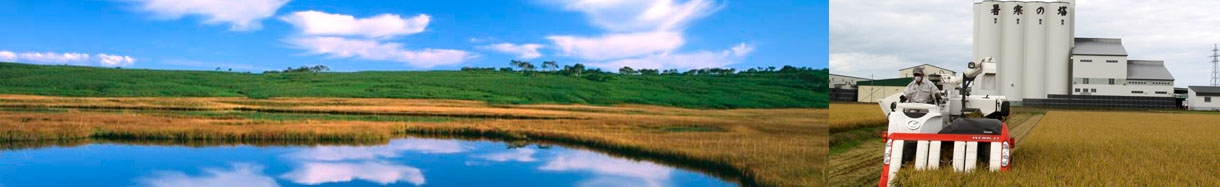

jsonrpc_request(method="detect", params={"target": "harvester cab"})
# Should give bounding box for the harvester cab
[877,58,1015,186]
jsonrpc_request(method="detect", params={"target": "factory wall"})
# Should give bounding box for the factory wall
[1187,89,1220,111]
[1072,80,1173,97]
[857,85,905,103]
[1070,55,1128,79]
[898,65,954,78]
[830,74,870,89]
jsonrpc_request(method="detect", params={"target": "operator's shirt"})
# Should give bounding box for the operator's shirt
[903,79,940,104]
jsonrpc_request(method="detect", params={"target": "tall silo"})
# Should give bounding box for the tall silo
[1045,1,1072,96]
[1000,1,1025,103]
[972,3,981,60]
[974,1,1002,95]
[1022,2,1047,100]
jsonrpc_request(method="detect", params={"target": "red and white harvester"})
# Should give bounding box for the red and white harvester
[876,58,1013,186]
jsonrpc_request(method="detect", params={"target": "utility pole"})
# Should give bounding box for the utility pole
[1211,44,1219,86]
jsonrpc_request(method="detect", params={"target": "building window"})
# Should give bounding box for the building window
[1132,91,1143,94]
[1156,91,1168,94]
[1109,79,1115,85]
[1083,78,1089,84]
[1207,97,1212,103]
[1075,88,1080,92]
[1081,59,1093,63]
[1092,88,1097,92]
[1106,60,1119,63]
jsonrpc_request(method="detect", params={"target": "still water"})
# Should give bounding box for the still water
[0,138,734,187]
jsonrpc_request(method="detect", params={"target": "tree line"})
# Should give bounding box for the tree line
[262,65,330,74]
[460,60,828,87]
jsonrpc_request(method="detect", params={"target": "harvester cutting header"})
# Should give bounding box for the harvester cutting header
[877,58,1014,186]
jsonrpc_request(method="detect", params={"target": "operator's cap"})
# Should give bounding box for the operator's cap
[912,66,924,76]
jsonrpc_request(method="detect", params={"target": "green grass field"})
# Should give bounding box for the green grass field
[0,62,826,109]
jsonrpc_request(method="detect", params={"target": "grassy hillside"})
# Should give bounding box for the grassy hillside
[0,62,826,108]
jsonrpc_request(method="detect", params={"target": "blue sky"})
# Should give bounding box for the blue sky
[0,0,826,72]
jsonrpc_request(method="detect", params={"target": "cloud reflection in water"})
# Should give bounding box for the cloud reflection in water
[137,163,278,187]
[279,161,425,185]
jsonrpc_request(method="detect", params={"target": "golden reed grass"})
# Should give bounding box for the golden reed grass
[0,95,826,186]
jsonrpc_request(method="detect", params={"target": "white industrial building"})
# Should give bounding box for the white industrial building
[898,64,955,78]
[830,74,870,89]
[1187,86,1220,111]
[971,0,1175,107]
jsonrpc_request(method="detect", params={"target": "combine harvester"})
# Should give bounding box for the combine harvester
[877,58,1014,186]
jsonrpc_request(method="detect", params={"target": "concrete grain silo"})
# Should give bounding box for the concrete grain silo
[974,1,1002,95]
[1044,1,1071,96]
[1022,2,1046,100]
[999,1,1025,103]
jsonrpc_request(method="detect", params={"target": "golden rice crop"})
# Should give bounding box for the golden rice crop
[830,103,887,132]
[894,111,1220,186]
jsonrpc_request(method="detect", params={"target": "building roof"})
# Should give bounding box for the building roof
[898,64,957,74]
[1126,60,1174,81]
[856,77,914,87]
[1189,86,1220,97]
[1072,38,1128,56]
[830,73,871,80]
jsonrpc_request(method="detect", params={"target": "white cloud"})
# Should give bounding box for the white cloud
[475,148,538,162]
[588,42,752,71]
[829,0,972,79]
[0,50,136,67]
[541,0,749,70]
[479,43,545,59]
[829,52,918,79]
[130,0,290,31]
[280,162,425,186]
[540,151,674,187]
[556,0,719,32]
[0,51,15,61]
[98,54,136,66]
[832,0,1220,86]
[138,163,279,187]
[280,11,430,38]
[547,31,683,61]
[19,52,91,63]
[287,36,476,68]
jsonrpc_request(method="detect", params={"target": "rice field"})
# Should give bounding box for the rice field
[830,103,887,133]
[894,111,1220,186]
[0,95,827,186]
[829,106,1039,187]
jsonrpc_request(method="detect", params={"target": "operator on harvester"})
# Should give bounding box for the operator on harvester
[900,66,941,104]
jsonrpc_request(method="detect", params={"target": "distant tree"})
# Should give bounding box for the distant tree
[779,65,797,73]
[510,60,536,75]
[228,68,232,72]
[499,67,514,72]
[542,61,558,72]
[216,67,222,71]
[572,63,585,77]
[638,69,659,75]
[619,66,636,75]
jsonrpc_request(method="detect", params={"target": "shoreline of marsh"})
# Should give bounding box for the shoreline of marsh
[0,95,826,186]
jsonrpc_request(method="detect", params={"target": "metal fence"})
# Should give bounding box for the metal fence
[831,88,858,102]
